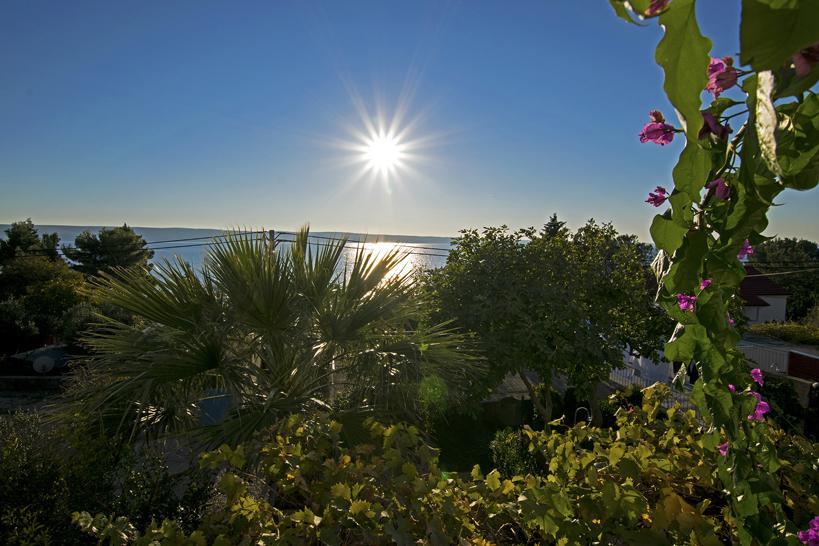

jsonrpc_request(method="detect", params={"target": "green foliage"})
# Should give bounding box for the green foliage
[75,386,819,545]
[0,255,86,354]
[422,218,669,421]
[61,228,483,444]
[740,0,819,72]
[489,427,541,477]
[0,220,86,354]
[63,224,154,277]
[750,321,819,346]
[0,411,212,545]
[0,219,58,261]
[750,237,819,320]
[612,0,819,541]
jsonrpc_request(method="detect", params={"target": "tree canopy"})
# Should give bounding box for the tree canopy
[62,224,154,276]
[749,237,819,320]
[0,219,59,262]
[422,218,670,422]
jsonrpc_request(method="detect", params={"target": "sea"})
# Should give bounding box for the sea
[0,225,454,275]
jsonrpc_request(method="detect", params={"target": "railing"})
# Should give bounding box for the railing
[737,343,789,374]
[608,366,696,411]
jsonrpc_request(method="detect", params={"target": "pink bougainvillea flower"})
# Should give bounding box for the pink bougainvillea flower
[738,239,754,260]
[706,177,731,200]
[646,186,669,207]
[748,391,770,422]
[717,441,729,457]
[751,368,764,386]
[728,384,736,393]
[728,314,736,327]
[676,293,697,312]
[640,110,676,145]
[645,0,670,16]
[699,112,732,140]
[793,43,819,78]
[797,516,819,545]
[699,279,712,290]
[646,0,671,17]
[706,57,738,98]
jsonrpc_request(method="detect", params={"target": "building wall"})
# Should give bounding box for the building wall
[743,295,788,324]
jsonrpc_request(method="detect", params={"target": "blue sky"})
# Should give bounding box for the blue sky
[1,1,817,240]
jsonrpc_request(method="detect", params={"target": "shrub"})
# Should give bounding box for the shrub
[75,385,819,545]
[0,412,212,545]
[750,322,819,347]
[489,427,541,477]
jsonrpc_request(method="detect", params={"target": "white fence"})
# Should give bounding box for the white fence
[608,366,696,411]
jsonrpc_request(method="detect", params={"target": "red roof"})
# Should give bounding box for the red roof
[740,265,788,306]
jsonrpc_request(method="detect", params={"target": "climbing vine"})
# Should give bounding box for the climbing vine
[612,0,819,543]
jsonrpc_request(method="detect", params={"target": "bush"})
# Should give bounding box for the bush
[750,322,819,347]
[489,427,542,476]
[0,412,212,545]
[75,385,819,545]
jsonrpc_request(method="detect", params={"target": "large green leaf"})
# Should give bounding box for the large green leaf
[650,213,689,253]
[656,0,712,138]
[740,0,819,72]
[672,142,712,197]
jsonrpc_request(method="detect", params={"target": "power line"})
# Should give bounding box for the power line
[745,267,819,277]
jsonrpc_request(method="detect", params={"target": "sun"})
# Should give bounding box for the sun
[362,132,406,175]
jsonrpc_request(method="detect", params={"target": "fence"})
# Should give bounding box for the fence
[608,367,696,411]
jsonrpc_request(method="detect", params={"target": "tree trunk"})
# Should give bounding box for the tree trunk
[519,371,552,425]
[589,380,603,427]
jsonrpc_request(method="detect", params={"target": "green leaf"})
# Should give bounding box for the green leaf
[650,214,689,253]
[656,0,712,138]
[673,142,712,197]
[740,0,819,72]
[664,229,708,292]
[485,469,501,492]
[608,0,641,24]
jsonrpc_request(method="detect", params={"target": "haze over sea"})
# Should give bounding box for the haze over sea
[0,224,453,274]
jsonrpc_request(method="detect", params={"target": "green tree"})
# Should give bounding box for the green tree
[0,219,58,261]
[423,218,669,424]
[62,224,154,276]
[62,228,483,444]
[0,220,84,354]
[0,256,85,354]
[749,237,819,320]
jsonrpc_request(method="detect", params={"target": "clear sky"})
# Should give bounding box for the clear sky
[1,1,817,240]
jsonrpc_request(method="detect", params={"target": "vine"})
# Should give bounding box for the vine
[612,0,819,543]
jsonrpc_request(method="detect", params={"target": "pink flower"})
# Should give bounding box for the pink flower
[706,57,738,98]
[640,110,676,145]
[646,186,669,207]
[645,0,670,16]
[717,441,729,457]
[699,112,732,140]
[751,368,764,386]
[728,315,736,327]
[706,178,731,200]
[748,391,770,422]
[676,293,697,312]
[738,239,754,260]
[793,43,819,78]
[728,384,736,393]
[797,516,819,545]
[699,279,712,290]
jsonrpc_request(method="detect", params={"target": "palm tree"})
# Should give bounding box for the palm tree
[62,228,483,444]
